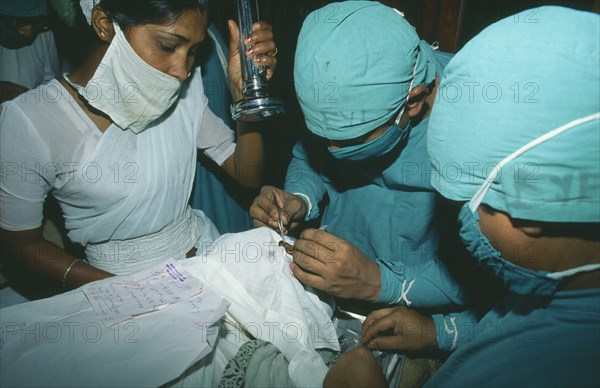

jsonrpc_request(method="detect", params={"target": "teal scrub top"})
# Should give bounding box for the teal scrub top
[286,49,467,308]
[426,289,600,387]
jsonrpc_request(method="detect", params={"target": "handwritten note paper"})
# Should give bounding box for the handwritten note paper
[83,262,204,326]
[2,269,230,387]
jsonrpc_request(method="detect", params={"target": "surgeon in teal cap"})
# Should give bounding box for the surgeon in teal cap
[324,6,599,388]
[251,1,470,316]
[426,5,600,386]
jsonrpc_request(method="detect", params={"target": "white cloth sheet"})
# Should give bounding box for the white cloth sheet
[177,227,339,387]
[0,262,229,387]
[0,228,338,387]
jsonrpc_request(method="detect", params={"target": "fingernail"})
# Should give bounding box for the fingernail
[246,47,253,54]
[244,37,252,44]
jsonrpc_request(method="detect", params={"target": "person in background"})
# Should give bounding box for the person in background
[0,0,277,296]
[0,0,62,306]
[0,0,60,102]
[324,6,599,387]
[190,21,253,234]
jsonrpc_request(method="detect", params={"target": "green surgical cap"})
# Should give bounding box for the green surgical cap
[428,6,600,223]
[294,1,436,140]
[0,0,48,17]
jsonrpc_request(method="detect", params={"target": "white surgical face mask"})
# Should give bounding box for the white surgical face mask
[65,23,183,133]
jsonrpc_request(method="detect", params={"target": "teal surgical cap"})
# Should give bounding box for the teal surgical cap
[0,0,48,17]
[428,6,600,223]
[294,0,436,140]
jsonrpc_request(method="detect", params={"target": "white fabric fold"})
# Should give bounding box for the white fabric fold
[180,227,339,387]
[86,206,219,275]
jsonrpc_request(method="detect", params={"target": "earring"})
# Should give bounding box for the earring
[100,31,106,38]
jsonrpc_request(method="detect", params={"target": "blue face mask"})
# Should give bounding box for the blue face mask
[328,118,411,161]
[328,62,417,162]
[458,114,600,299]
[459,204,561,298]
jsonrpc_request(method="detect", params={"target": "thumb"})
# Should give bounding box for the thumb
[227,19,240,56]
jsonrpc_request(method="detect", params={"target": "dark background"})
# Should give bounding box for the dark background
[208,0,599,187]
[52,0,600,188]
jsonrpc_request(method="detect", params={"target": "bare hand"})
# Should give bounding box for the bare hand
[250,185,308,233]
[362,306,437,352]
[227,20,277,101]
[290,229,381,301]
[323,346,386,388]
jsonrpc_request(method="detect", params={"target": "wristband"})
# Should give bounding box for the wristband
[62,259,81,289]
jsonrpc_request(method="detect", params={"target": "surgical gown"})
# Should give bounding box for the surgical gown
[285,50,467,309]
[426,289,600,386]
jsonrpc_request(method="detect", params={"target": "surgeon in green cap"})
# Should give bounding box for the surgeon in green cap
[251,1,469,312]
[324,6,599,387]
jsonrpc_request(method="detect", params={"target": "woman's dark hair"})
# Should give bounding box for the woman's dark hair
[99,0,207,28]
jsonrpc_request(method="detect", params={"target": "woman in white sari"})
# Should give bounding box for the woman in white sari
[0,0,277,292]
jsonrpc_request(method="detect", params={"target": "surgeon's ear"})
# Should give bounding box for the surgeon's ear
[91,5,115,43]
[512,218,544,238]
[406,85,428,118]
